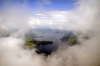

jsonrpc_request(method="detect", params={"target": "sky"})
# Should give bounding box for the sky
[0,0,77,12]
[0,0,79,30]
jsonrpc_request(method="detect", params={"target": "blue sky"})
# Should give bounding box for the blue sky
[0,0,77,11]
[0,0,78,29]
[0,0,97,30]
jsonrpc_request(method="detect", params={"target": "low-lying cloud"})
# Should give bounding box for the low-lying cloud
[0,0,100,66]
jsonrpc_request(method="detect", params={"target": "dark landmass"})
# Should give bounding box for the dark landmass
[29,39,53,46]
[61,32,79,45]
[25,39,53,56]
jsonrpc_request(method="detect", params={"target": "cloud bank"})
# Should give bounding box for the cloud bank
[0,0,100,66]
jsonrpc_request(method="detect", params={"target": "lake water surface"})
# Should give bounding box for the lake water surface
[35,31,64,54]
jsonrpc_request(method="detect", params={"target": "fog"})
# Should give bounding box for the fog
[0,0,100,66]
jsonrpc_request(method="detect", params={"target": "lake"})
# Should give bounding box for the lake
[34,31,64,55]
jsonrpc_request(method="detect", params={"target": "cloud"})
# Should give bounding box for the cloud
[29,11,69,29]
[0,0,100,66]
[0,0,98,32]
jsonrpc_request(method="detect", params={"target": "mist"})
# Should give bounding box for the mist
[0,0,100,66]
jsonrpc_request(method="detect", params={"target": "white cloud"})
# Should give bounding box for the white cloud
[29,11,70,30]
[0,0,100,66]
[0,0,98,32]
